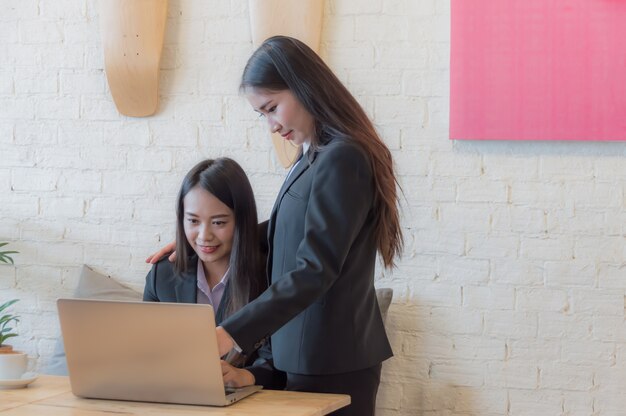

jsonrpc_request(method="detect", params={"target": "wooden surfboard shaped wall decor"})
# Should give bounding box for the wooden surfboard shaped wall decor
[100,0,168,117]
[249,0,324,168]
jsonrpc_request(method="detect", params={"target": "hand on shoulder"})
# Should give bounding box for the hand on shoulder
[145,241,177,264]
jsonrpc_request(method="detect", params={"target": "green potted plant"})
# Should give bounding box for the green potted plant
[0,299,19,354]
[0,242,19,352]
[0,243,26,380]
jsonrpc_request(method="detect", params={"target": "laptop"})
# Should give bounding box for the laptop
[57,298,262,406]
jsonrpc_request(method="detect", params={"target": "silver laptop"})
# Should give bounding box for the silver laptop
[57,298,262,406]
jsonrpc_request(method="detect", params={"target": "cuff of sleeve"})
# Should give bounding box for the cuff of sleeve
[246,366,286,390]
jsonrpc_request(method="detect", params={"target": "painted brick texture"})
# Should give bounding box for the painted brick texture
[1,0,626,414]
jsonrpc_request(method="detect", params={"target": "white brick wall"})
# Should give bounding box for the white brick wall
[1,0,625,414]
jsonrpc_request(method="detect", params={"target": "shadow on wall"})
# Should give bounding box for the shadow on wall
[453,137,626,158]
[376,300,485,416]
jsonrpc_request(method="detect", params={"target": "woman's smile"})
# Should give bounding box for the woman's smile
[197,244,219,254]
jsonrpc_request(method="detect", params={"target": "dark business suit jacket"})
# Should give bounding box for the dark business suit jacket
[222,138,393,375]
[143,255,285,389]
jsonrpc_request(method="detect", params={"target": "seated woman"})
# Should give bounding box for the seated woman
[143,157,285,389]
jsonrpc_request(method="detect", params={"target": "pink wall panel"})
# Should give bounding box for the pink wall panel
[450,0,626,141]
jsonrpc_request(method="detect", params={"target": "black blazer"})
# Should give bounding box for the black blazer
[222,139,393,375]
[143,255,285,389]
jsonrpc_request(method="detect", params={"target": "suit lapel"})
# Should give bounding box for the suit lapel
[175,256,198,303]
[270,149,315,219]
[266,149,317,281]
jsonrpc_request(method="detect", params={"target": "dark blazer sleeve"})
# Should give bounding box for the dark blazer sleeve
[245,339,286,390]
[143,261,159,301]
[222,142,375,355]
[143,256,197,304]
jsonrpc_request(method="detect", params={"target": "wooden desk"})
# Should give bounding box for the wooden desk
[0,375,350,415]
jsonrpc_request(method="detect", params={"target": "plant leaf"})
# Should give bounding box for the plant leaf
[1,318,18,328]
[0,333,17,344]
[0,314,17,325]
[0,253,17,264]
[0,299,19,312]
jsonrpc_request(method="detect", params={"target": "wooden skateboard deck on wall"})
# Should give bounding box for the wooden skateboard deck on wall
[249,0,324,168]
[100,0,168,117]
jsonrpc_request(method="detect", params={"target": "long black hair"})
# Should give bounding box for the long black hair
[240,36,403,267]
[174,158,264,320]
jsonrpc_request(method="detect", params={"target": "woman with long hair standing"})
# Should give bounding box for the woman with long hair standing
[216,36,403,415]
